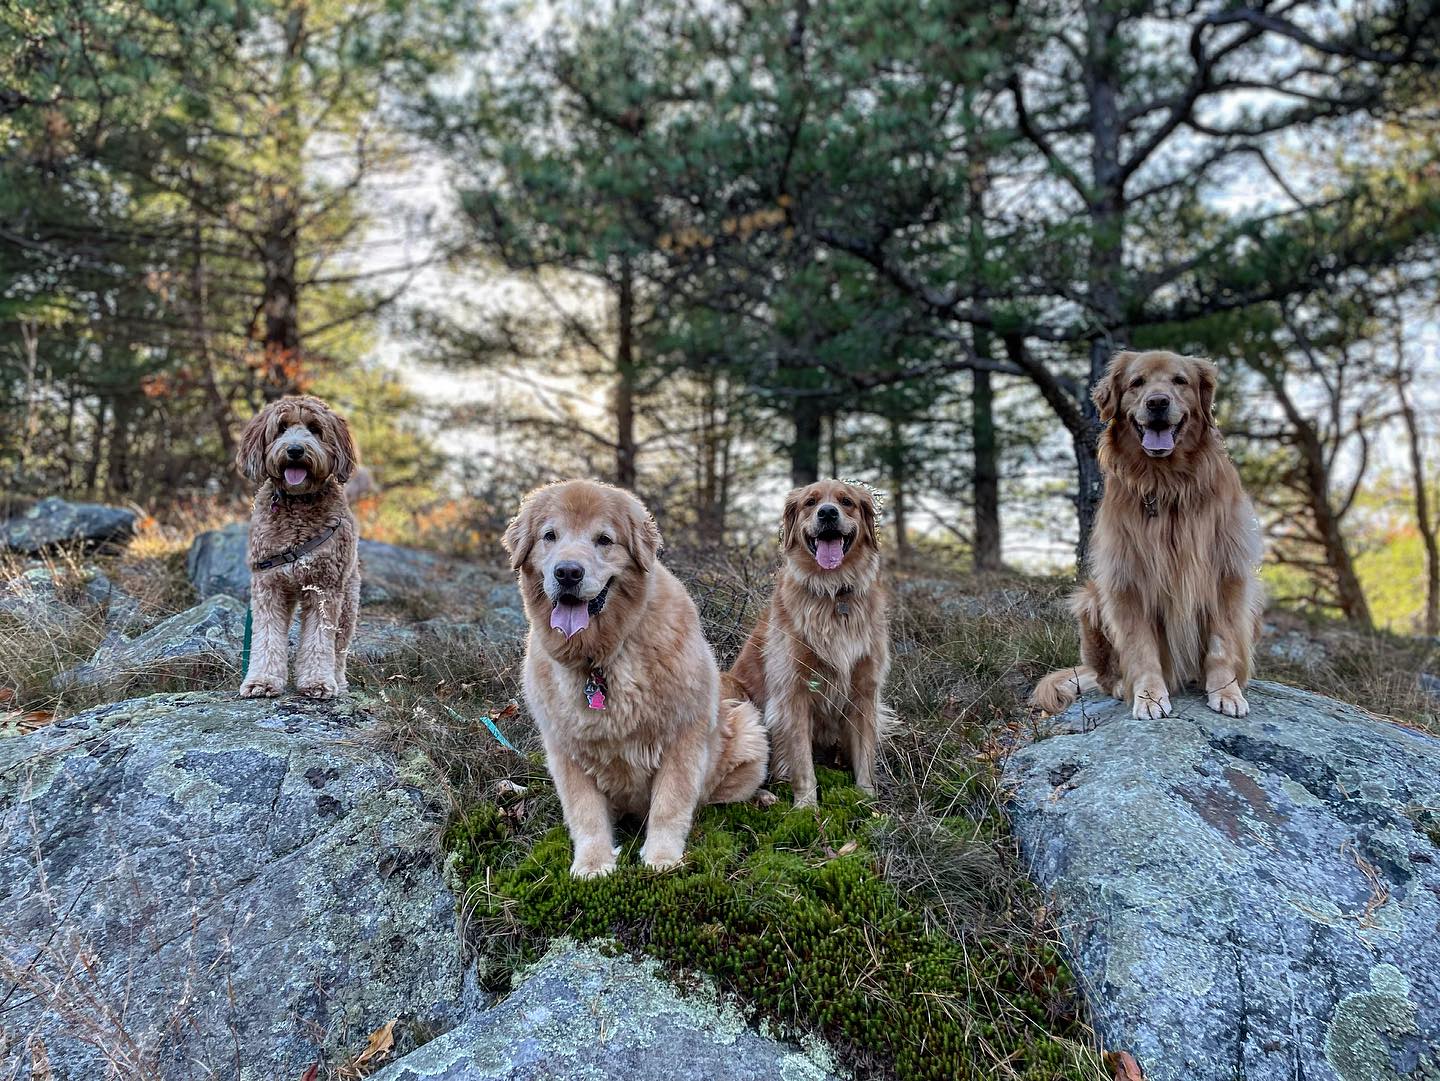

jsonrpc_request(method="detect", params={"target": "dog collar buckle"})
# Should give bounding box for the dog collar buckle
[584,667,608,710]
[1143,493,1159,519]
[835,585,854,616]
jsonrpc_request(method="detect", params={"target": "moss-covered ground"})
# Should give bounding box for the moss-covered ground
[445,767,1099,1081]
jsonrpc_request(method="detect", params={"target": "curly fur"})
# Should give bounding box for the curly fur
[236,395,361,701]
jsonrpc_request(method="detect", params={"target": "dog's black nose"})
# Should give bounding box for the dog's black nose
[554,562,584,589]
[817,503,840,524]
[286,445,305,460]
[1145,395,1171,415]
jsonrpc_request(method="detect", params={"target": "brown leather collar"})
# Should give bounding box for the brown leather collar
[251,518,342,571]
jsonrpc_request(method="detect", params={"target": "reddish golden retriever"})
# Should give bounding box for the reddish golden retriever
[727,480,891,807]
[1032,351,1264,720]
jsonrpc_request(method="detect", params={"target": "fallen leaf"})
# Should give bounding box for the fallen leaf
[496,700,520,719]
[2,710,54,733]
[299,1066,317,1081]
[0,687,15,704]
[1105,1050,1145,1080]
[339,1018,397,1079]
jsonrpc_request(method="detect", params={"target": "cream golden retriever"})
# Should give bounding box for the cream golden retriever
[1032,350,1264,720]
[727,480,891,807]
[504,479,768,877]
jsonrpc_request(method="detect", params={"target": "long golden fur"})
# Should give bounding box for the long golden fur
[236,395,361,700]
[728,480,891,807]
[1032,350,1264,720]
[505,480,768,878]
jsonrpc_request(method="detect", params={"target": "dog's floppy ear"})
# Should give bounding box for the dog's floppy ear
[857,486,882,549]
[1092,351,1135,423]
[502,493,540,573]
[318,402,358,484]
[780,487,805,550]
[622,498,663,574]
[1192,356,1219,423]
[235,401,277,482]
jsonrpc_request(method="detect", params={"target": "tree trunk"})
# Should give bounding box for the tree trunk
[257,3,306,401]
[105,393,134,497]
[1397,373,1439,635]
[971,351,1002,572]
[192,220,243,493]
[614,257,637,490]
[1077,0,1125,572]
[86,399,106,495]
[1263,369,1373,628]
[790,395,823,487]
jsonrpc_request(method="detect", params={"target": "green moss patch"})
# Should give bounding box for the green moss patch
[446,767,1100,1081]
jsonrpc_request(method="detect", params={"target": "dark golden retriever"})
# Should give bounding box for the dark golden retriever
[1033,350,1264,720]
[727,480,891,807]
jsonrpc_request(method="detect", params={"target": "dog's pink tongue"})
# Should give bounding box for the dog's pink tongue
[283,467,308,486]
[815,538,845,570]
[1142,427,1175,453]
[549,601,590,638]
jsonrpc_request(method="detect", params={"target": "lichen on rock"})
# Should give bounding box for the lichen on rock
[0,691,465,1079]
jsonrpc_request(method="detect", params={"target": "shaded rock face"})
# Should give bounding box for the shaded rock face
[894,577,1067,622]
[1,498,137,554]
[372,942,839,1081]
[0,692,465,1079]
[1004,681,1440,1081]
[56,593,246,689]
[187,524,498,612]
[0,564,142,635]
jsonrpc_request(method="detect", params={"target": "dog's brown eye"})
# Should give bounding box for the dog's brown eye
[542,530,557,543]
[595,535,613,546]
[307,423,321,434]
[1129,377,1144,389]
[840,497,854,508]
[804,498,817,507]
[1173,375,1189,385]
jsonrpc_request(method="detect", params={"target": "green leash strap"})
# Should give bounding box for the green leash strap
[240,603,253,676]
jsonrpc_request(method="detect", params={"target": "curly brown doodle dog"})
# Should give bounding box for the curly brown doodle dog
[1032,350,1264,720]
[236,395,361,700]
[504,480,768,878]
[727,480,891,808]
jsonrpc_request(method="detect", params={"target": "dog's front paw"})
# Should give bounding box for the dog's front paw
[752,788,779,809]
[297,675,339,700]
[571,843,618,879]
[1207,684,1249,717]
[640,836,686,871]
[1131,678,1172,720]
[240,674,285,698]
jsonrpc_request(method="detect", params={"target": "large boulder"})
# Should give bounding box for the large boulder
[0,692,465,1079]
[186,524,498,614]
[55,593,246,689]
[186,521,252,601]
[0,563,142,635]
[1004,681,1440,1081]
[1,498,137,555]
[372,942,839,1081]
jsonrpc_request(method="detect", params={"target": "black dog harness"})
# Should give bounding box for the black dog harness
[251,518,343,571]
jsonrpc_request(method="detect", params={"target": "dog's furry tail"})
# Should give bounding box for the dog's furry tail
[1030,666,1101,715]
[707,696,770,804]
